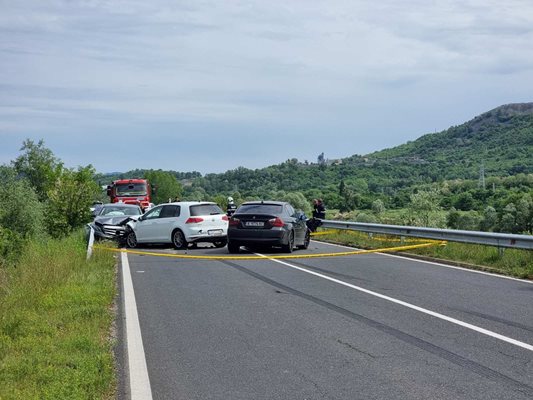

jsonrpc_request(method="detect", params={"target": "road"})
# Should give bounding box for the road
[117,240,533,400]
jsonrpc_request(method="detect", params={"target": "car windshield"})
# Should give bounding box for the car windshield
[115,183,147,196]
[237,204,283,215]
[190,204,223,216]
[99,206,141,216]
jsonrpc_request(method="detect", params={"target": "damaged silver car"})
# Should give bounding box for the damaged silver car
[89,203,143,243]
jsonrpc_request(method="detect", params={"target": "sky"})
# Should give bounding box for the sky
[1,0,533,174]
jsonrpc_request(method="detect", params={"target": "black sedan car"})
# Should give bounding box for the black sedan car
[89,203,143,242]
[227,201,310,253]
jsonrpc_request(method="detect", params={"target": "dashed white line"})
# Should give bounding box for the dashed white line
[256,252,533,352]
[121,251,153,400]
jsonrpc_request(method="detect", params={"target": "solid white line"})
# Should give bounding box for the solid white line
[121,251,153,400]
[312,239,533,285]
[256,252,533,352]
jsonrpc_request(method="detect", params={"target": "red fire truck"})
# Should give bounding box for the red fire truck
[106,178,154,211]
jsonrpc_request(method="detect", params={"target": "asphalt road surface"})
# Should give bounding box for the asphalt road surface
[117,240,533,400]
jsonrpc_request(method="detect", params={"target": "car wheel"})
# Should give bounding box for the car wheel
[228,241,240,254]
[172,229,187,250]
[126,230,137,248]
[214,239,227,248]
[283,230,294,253]
[297,229,311,250]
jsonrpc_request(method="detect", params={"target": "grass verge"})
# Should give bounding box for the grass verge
[0,231,116,400]
[315,229,533,279]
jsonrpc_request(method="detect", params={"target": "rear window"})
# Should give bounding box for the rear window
[237,204,283,215]
[190,204,223,216]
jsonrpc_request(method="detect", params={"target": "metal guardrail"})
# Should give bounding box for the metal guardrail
[319,220,533,250]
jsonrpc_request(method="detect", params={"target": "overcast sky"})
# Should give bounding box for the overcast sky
[1,1,532,174]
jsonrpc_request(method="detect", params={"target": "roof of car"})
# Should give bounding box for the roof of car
[158,201,218,206]
[102,203,141,208]
[241,201,287,206]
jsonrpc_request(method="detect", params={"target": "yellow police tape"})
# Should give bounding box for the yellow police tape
[311,229,440,243]
[94,240,447,261]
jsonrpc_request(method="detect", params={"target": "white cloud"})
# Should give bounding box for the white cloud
[1,0,532,172]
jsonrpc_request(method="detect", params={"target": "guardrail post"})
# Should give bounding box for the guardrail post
[87,225,95,260]
[400,236,406,245]
[498,247,505,258]
[368,233,373,240]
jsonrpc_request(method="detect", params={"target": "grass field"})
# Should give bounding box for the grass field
[0,232,116,400]
[315,229,533,279]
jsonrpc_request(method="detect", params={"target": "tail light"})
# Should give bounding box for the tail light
[268,217,285,227]
[229,217,240,226]
[222,215,229,221]
[186,217,204,224]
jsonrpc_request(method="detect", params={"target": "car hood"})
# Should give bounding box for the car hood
[94,215,140,226]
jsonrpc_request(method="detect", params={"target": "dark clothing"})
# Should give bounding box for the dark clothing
[306,218,322,232]
[308,201,325,232]
[227,204,237,216]
[312,203,326,219]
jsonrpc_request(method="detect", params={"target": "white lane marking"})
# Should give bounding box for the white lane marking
[255,252,533,352]
[312,240,533,285]
[121,252,153,400]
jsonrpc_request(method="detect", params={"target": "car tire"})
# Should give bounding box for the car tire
[297,229,311,250]
[228,241,240,254]
[214,239,227,248]
[172,229,188,250]
[283,230,294,253]
[126,230,137,248]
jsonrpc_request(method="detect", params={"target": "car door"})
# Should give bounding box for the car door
[154,205,180,242]
[286,204,306,244]
[135,206,163,242]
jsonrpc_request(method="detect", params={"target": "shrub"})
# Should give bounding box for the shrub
[46,166,100,238]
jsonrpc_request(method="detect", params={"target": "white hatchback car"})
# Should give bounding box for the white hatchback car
[125,202,228,249]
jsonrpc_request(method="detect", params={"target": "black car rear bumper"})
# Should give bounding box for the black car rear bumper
[228,228,289,247]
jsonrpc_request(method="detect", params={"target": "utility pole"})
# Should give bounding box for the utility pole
[479,161,486,190]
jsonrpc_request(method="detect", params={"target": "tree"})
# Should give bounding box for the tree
[499,203,517,233]
[12,139,63,201]
[516,194,533,233]
[46,166,100,237]
[453,191,476,211]
[372,199,385,215]
[279,192,311,215]
[409,189,443,227]
[0,166,44,238]
[144,170,183,204]
[480,206,498,231]
[339,179,346,196]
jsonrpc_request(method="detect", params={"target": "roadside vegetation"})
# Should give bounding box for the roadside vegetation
[0,140,116,399]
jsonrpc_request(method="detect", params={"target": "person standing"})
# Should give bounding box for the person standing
[312,198,326,219]
[308,198,326,232]
[226,196,237,216]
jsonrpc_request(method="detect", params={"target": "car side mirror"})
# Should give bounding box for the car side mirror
[295,211,306,220]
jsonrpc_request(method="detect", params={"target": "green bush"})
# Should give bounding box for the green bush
[46,166,100,238]
[0,166,44,238]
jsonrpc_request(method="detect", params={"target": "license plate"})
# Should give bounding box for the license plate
[245,221,264,227]
[208,229,223,236]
